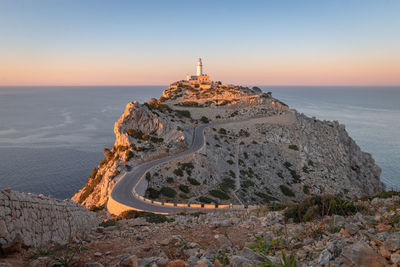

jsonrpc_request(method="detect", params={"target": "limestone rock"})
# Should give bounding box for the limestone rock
[121,255,139,267]
[168,260,188,267]
[341,241,386,267]
[229,256,253,267]
[383,236,400,252]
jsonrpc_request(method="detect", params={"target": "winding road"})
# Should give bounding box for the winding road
[110,122,212,214]
[108,112,294,215]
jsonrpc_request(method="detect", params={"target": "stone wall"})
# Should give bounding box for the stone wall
[0,189,101,247]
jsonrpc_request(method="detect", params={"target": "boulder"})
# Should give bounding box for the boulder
[332,215,345,227]
[139,257,160,267]
[391,253,400,265]
[383,237,400,252]
[344,223,359,235]
[229,256,253,267]
[168,260,188,267]
[120,255,139,267]
[318,249,332,265]
[341,241,386,267]
[239,247,264,263]
[193,259,208,267]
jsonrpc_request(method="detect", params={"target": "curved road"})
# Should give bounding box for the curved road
[110,122,213,214]
[110,113,290,214]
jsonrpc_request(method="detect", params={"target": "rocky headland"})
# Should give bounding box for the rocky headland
[2,81,395,267]
[72,82,384,209]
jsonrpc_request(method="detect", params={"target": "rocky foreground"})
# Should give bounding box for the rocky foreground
[2,192,400,267]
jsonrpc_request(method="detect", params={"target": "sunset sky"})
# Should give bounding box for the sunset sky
[0,0,399,86]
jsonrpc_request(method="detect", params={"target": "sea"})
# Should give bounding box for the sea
[0,86,399,199]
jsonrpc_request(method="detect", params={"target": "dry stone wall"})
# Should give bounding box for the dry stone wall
[0,189,100,247]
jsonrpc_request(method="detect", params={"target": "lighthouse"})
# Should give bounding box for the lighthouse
[196,58,203,76]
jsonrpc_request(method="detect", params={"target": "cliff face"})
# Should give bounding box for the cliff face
[72,83,384,208]
[146,111,384,205]
[72,99,193,208]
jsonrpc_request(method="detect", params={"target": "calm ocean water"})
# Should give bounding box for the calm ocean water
[0,86,399,199]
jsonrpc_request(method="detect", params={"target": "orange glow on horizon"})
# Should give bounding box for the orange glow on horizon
[0,56,399,86]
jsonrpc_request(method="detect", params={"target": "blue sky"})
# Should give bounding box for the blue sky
[0,0,399,85]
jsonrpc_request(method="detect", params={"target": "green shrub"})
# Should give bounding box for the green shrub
[173,168,184,177]
[198,196,215,204]
[308,159,314,166]
[241,180,255,189]
[303,185,310,194]
[200,116,210,123]
[214,252,230,265]
[160,187,177,198]
[150,136,164,143]
[229,170,236,178]
[126,150,134,161]
[180,162,194,175]
[284,194,360,222]
[288,144,299,151]
[179,184,190,193]
[187,177,201,185]
[289,169,301,183]
[147,188,160,199]
[179,193,189,199]
[218,128,227,135]
[255,192,278,203]
[166,177,174,183]
[119,210,174,223]
[99,219,116,227]
[209,189,230,200]
[227,159,234,165]
[284,161,292,168]
[239,129,250,137]
[280,185,295,197]
[302,166,309,173]
[127,129,144,139]
[89,205,105,212]
[277,172,284,179]
[145,172,151,181]
[220,178,235,192]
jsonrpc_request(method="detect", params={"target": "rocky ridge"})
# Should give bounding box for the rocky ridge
[72,82,384,209]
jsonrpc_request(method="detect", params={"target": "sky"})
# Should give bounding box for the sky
[0,0,399,86]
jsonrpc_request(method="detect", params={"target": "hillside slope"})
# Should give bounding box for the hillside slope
[72,83,384,209]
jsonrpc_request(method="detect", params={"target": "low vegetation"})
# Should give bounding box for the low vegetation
[209,189,230,200]
[119,210,174,223]
[284,194,360,223]
[280,185,295,197]
[160,186,177,198]
[188,177,201,185]
[179,184,190,193]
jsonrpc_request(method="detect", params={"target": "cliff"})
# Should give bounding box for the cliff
[72,83,384,209]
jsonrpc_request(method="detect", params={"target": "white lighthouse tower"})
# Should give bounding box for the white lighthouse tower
[196,58,203,76]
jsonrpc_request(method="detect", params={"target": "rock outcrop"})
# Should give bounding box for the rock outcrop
[4,192,400,266]
[0,189,100,247]
[72,82,384,209]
